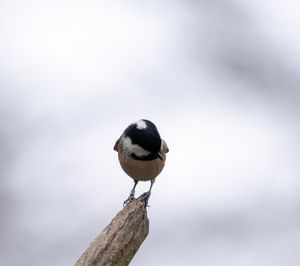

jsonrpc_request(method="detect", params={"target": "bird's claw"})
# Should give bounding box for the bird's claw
[123,194,135,206]
[139,191,151,207]
[123,191,152,207]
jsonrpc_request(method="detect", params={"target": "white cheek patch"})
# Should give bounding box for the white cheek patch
[123,137,150,156]
[135,120,147,130]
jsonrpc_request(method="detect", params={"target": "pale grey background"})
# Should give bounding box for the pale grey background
[1,1,300,265]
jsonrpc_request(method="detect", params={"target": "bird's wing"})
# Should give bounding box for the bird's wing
[113,136,122,151]
[162,139,169,153]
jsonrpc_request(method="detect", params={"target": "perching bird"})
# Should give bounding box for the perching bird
[114,119,169,205]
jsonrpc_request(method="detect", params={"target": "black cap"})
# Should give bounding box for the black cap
[124,119,161,155]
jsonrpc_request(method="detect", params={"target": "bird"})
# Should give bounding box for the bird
[114,119,169,205]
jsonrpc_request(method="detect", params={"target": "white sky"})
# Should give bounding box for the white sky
[1,1,300,266]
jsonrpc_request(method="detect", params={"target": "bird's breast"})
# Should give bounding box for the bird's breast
[118,152,166,181]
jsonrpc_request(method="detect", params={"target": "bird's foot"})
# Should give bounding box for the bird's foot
[139,191,151,207]
[123,193,135,206]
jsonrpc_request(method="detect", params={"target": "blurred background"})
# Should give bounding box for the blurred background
[1,0,300,265]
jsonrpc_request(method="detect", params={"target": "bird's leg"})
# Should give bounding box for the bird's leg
[129,180,138,198]
[140,179,155,206]
[123,180,138,206]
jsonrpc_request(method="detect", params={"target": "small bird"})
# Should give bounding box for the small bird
[114,119,169,205]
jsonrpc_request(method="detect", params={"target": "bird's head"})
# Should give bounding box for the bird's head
[122,119,162,161]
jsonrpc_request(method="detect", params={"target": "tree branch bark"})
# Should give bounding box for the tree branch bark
[75,197,149,266]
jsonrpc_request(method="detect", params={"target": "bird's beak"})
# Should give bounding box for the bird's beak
[158,152,163,160]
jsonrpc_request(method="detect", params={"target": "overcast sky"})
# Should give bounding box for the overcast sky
[1,1,300,265]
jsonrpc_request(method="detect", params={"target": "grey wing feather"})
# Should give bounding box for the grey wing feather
[162,139,169,153]
[114,136,122,151]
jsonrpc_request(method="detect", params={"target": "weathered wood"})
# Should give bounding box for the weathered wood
[75,197,149,266]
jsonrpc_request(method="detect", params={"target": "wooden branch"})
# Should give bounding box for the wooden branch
[75,197,149,266]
